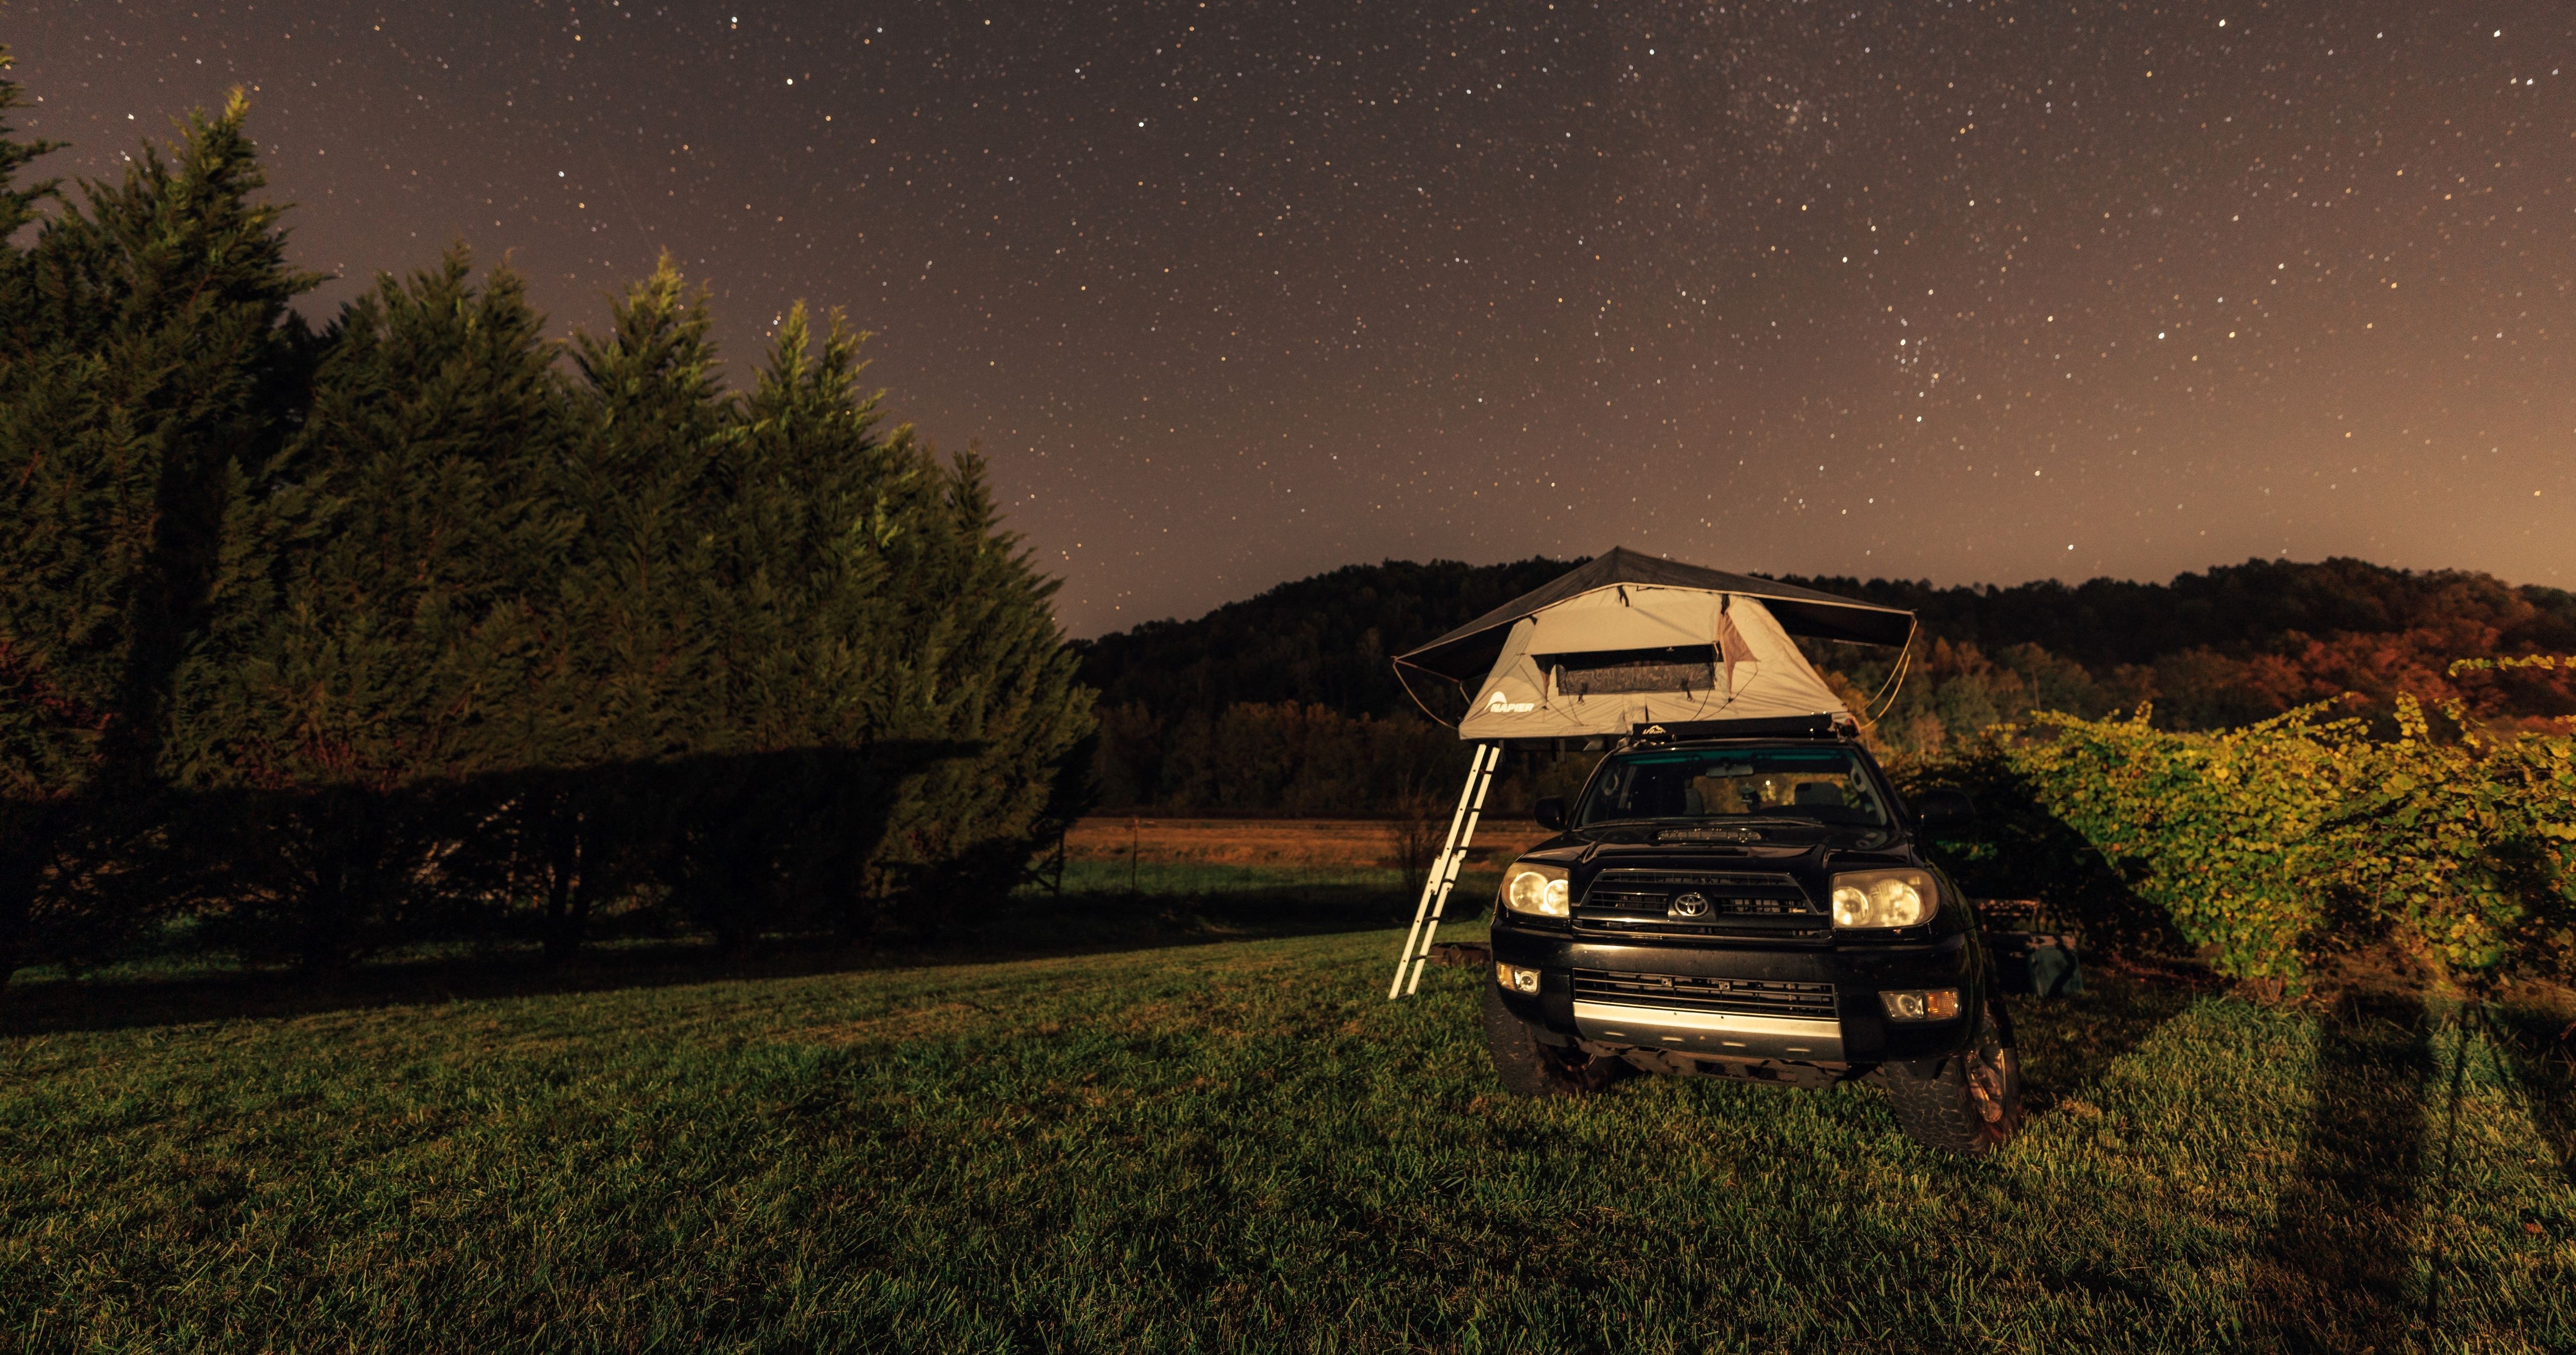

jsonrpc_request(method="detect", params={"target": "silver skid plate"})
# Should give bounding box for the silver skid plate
[1571,1001,1845,1061]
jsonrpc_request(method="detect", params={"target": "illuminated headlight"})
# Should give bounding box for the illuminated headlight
[1495,962,1542,994]
[1828,868,1939,929]
[1501,861,1571,918]
[1879,988,1962,1021]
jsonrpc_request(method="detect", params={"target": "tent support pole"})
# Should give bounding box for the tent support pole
[1387,741,1498,1001]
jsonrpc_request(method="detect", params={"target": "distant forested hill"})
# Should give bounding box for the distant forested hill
[1075,555,2576,809]
[1079,554,2576,718]
[1773,557,2576,672]
[1073,556,1575,722]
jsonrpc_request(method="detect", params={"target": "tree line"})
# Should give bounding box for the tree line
[1078,552,2576,808]
[0,66,1094,985]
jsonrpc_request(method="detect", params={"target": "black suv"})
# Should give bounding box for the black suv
[1483,730,2023,1155]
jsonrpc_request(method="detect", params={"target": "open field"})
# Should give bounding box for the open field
[1050,815,1544,906]
[5,902,2572,1351]
[1063,816,1555,869]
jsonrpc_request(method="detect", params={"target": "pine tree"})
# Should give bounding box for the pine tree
[0,87,314,981]
[666,302,914,945]
[524,256,735,956]
[169,246,575,967]
[720,301,902,756]
[863,441,1096,927]
[0,44,84,982]
[666,310,1094,945]
[564,285,1095,952]
[556,253,731,760]
[0,46,58,250]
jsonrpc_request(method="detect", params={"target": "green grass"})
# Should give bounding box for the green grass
[4,916,2571,1351]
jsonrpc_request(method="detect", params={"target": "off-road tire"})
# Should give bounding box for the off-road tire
[1877,997,2025,1156]
[1482,980,1626,1097]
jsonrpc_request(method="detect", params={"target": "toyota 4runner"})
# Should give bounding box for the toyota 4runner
[1483,729,2024,1155]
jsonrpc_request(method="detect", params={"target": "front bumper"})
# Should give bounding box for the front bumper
[1571,1001,1847,1061]
[1489,924,1981,1065]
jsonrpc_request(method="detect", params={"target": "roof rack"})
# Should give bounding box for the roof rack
[1623,714,1853,743]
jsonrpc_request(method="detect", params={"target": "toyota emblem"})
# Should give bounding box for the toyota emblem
[1669,891,1711,918]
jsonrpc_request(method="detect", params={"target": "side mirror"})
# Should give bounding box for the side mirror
[1533,797,1568,832]
[1912,788,1976,834]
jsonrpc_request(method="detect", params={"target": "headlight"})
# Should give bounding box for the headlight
[1501,861,1571,918]
[1828,868,1939,929]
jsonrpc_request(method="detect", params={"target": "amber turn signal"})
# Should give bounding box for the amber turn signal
[1878,988,1961,1021]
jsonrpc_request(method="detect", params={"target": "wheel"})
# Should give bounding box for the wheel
[1482,979,1627,1097]
[1877,996,2024,1156]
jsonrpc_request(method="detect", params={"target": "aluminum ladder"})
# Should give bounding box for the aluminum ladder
[1385,741,1499,1000]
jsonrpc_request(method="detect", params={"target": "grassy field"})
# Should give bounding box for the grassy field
[1062,816,1554,869]
[1054,815,1549,900]
[3,834,2572,1350]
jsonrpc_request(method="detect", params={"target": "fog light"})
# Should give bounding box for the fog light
[1879,988,1961,1021]
[1495,963,1541,994]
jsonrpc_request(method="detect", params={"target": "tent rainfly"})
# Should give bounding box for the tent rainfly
[1383,548,1916,1000]
[1393,546,1917,741]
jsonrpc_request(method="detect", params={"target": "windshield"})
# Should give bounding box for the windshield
[1574,744,1889,828]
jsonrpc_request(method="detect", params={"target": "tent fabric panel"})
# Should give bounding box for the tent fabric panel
[1454,593,1851,740]
[1395,546,1912,681]
[1508,583,1714,653]
[1757,597,1919,648]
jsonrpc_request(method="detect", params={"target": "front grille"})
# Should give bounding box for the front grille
[1572,969,1836,1020]
[1583,888,1810,914]
[1579,916,1834,942]
[1578,869,1817,915]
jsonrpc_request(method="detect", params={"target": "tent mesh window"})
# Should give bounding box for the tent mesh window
[1546,645,1719,696]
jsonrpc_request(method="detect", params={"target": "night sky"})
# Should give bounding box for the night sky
[9,1,2571,634]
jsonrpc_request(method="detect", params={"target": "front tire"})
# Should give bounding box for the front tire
[1482,980,1626,1097]
[1877,997,2024,1155]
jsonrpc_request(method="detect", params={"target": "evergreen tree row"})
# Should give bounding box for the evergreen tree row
[0,64,1094,983]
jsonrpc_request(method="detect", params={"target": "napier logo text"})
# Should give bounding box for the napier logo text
[1484,689,1537,714]
[1668,891,1711,919]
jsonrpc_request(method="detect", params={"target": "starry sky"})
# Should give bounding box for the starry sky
[7,1,2571,634]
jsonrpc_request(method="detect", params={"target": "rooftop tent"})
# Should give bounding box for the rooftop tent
[1393,547,1917,741]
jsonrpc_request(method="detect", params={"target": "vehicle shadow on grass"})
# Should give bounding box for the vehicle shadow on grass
[2000,966,2200,1120]
[2245,991,2438,1352]
[0,886,1418,1038]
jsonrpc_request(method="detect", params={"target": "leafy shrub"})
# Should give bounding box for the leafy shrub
[1913,687,2576,989]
